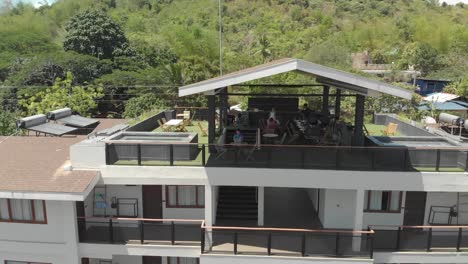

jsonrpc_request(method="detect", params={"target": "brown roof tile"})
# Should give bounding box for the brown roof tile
[0,136,98,194]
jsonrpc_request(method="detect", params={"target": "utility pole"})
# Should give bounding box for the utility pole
[219,0,223,76]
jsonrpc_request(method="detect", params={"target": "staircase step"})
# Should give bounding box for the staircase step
[217,204,258,209]
[217,186,258,221]
[217,208,258,213]
[217,215,258,220]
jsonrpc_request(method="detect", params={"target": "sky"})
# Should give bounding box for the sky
[11,0,57,8]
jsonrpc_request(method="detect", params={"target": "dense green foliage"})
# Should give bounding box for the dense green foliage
[63,10,136,59]
[0,0,467,127]
[18,72,104,116]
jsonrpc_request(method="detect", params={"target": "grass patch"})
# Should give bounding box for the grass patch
[414,167,465,172]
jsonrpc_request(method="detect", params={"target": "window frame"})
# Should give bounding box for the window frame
[165,186,205,208]
[166,257,200,264]
[0,199,47,224]
[364,191,402,213]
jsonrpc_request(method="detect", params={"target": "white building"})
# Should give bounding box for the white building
[2,59,468,264]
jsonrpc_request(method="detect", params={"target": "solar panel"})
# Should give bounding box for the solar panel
[58,115,100,128]
[28,123,78,136]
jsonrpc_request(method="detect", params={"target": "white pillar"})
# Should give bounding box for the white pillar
[257,187,265,226]
[63,201,81,264]
[352,189,365,252]
[204,185,216,250]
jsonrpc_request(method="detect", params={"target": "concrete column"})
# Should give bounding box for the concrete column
[208,95,216,145]
[353,94,365,146]
[352,189,365,252]
[204,185,217,250]
[322,86,330,114]
[257,187,265,226]
[218,87,228,133]
[63,201,81,264]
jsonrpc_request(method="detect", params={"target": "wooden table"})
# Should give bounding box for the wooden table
[165,119,183,131]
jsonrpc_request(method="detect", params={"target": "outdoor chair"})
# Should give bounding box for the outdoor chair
[175,119,189,132]
[382,122,398,136]
[177,110,190,119]
[198,122,208,137]
[274,132,287,145]
[158,119,171,132]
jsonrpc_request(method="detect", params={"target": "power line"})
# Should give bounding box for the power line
[0,84,181,89]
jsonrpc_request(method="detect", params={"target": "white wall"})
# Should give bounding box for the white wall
[321,189,357,229]
[162,185,205,220]
[0,200,80,264]
[424,192,466,225]
[70,140,107,169]
[205,167,468,192]
[85,185,143,218]
[84,185,205,220]
[362,192,406,229]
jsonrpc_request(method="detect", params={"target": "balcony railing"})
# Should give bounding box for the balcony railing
[372,225,468,252]
[202,225,375,259]
[105,142,468,172]
[78,216,375,259]
[77,217,203,246]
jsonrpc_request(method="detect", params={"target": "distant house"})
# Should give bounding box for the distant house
[413,78,452,96]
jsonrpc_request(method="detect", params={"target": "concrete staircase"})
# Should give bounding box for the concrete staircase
[216,186,258,221]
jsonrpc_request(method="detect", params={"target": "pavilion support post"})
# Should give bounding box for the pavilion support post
[353,94,365,146]
[219,87,228,133]
[335,89,341,120]
[208,95,216,152]
[322,86,330,114]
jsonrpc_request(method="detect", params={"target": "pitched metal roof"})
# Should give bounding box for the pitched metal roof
[178,58,413,99]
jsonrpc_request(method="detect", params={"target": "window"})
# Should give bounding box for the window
[364,191,402,213]
[166,257,199,264]
[5,261,50,264]
[0,199,47,224]
[166,186,204,208]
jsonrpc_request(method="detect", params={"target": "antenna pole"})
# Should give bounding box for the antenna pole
[219,0,223,76]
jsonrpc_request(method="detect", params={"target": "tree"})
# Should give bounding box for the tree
[445,75,468,98]
[123,93,166,118]
[19,72,104,116]
[0,111,16,136]
[63,10,134,59]
[399,42,439,76]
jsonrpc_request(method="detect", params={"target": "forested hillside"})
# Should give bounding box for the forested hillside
[0,0,467,125]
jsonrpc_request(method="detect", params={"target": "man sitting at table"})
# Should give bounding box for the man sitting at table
[233,129,244,144]
[301,103,312,119]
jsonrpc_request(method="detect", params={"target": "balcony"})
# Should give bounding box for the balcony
[78,217,468,259]
[78,217,202,246]
[373,225,468,252]
[205,226,374,259]
[105,142,468,172]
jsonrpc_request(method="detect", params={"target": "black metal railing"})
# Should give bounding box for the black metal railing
[105,142,468,172]
[372,225,468,252]
[77,217,202,245]
[202,225,375,259]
